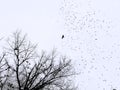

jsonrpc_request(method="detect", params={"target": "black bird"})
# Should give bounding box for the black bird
[14,47,18,50]
[61,35,64,39]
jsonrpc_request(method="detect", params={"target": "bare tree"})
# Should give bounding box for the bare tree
[0,46,10,90]
[0,53,7,90]
[3,31,77,90]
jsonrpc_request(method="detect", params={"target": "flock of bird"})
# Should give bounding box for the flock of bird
[60,0,119,90]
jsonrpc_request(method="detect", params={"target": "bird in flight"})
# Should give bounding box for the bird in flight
[61,35,64,39]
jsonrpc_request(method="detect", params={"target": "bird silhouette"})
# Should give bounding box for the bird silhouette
[14,47,18,50]
[61,35,64,39]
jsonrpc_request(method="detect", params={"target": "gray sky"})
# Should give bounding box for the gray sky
[1,0,120,90]
[0,0,64,51]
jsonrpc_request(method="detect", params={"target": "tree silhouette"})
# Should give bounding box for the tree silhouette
[1,31,77,90]
[0,44,10,90]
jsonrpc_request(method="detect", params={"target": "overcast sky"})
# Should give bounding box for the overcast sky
[0,0,120,90]
[0,0,64,52]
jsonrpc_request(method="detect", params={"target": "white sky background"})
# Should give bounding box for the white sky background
[0,0,120,90]
[61,0,120,90]
[0,0,64,51]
